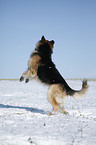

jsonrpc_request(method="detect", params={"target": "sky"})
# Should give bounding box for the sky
[0,0,96,79]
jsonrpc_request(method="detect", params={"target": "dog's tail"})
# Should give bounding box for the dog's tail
[66,80,89,100]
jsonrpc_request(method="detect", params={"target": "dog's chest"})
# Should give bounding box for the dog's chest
[28,55,41,70]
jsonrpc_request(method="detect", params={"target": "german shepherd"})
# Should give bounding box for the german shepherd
[20,36,88,115]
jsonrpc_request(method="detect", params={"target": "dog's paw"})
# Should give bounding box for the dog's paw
[64,111,69,115]
[25,78,29,83]
[20,76,24,82]
[47,112,54,116]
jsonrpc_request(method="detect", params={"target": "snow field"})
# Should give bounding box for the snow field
[0,80,96,145]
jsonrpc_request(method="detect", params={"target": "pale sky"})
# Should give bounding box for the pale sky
[0,0,96,79]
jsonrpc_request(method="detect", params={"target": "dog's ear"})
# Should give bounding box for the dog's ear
[41,36,45,42]
[50,40,55,46]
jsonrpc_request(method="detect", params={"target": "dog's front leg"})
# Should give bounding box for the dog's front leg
[20,69,36,83]
[20,71,27,82]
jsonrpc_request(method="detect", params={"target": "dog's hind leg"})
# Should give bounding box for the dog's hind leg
[48,85,59,115]
[48,96,59,115]
[57,94,68,114]
[48,84,68,115]
[59,101,68,114]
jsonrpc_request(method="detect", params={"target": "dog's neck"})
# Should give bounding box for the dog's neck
[31,48,52,61]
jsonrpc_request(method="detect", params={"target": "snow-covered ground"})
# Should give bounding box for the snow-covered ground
[0,79,96,145]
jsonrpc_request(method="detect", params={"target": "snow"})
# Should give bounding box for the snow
[0,79,96,145]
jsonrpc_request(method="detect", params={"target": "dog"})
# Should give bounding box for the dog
[20,36,88,115]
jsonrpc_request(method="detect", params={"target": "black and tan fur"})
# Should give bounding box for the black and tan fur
[20,36,88,115]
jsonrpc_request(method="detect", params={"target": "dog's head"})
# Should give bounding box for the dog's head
[34,36,55,60]
[36,36,55,51]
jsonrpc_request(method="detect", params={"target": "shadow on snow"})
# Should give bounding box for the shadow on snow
[0,104,46,114]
